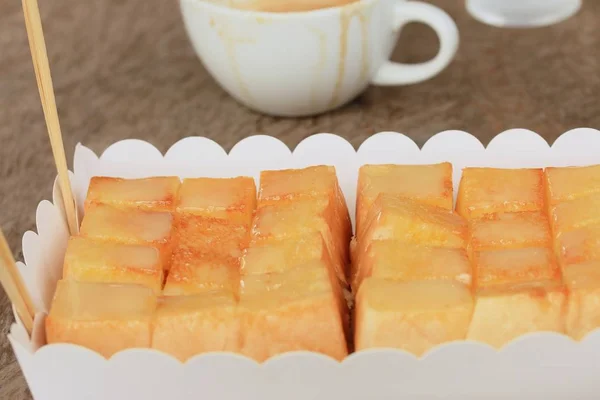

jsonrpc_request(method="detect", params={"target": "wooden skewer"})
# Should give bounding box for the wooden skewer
[22,0,79,235]
[0,229,35,335]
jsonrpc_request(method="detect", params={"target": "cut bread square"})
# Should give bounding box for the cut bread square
[563,261,600,340]
[556,224,600,267]
[63,237,163,294]
[354,278,473,356]
[356,163,453,235]
[174,214,250,259]
[163,248,240,296]
[466,219,567,347]
[84,176,181,212]
[151,291,240,361]
[544,164,600,206]
[468,211,552,252]
[550,193,600,238]
[466,280,567,348]
[252,198,349,272]
[80,204,174,270]
[46,280,157,358]
[176,177,256,226]
[242,232,346,287]
[239,264,348,362]
[259,165,340,202]
[259,165,348,212]
[456,168,544,219]
[472,247,562,291]
[357,194,468,253]
[258,166,351,261]
[352,240,471,291]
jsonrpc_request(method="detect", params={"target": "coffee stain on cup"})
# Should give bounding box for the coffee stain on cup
[329,2,370,109]
[210,18,256,104]
[308,27,327,110]
[255,16,271,24]
[359,7,371,83]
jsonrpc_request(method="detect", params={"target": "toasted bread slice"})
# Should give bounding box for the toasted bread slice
[563,261,600,340]
[550,193,600,238]
[46,281,156,358]
[466,280,566,348]
[252,198,348,278]
[544,164,600,206]
[176,177,256,226]
[258,166,351,265]
[357,194,467,259]
[353,240,471,291]
[242,232,346,288]
[456,168,544,220]
[173,214,250,259]
[356,163,453,236]
[556,224,600,267]
[63,237,163,293]
[239,264,348,361]
[472,247,562,291]
[468,211,552,253]
[152,291,240,361]
[80,204,174,270]
[163,249,240,296]
[354,278,473,356]
[85,176,180,212]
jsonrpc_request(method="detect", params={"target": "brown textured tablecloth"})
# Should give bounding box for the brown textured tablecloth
[1,0,599,397]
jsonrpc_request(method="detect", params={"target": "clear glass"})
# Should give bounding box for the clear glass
[466,0,581,28]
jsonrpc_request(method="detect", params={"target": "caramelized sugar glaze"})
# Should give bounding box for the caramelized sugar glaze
[46,163,600,360]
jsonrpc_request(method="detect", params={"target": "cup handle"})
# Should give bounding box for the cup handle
[371,1,459,86]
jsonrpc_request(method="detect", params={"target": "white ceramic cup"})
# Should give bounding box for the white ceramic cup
[180,0,459,117]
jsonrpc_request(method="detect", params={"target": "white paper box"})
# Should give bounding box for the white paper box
[8,128,600,400]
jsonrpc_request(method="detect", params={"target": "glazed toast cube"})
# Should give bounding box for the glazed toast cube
[259,165,348,212]
[563,261,600,340]
[467,246,565,347]
[80,204,174,270]
[242,232,345,288]
[550,193,600,238]
[354,278,473,356]
[152,291,240,361]
[174,214,250,259]
[85,176,180,212]
[163,249,240,296]
[357,194,467,254]
[468,211,552,252]
[63,237,163,294]
[356,163,453,235]
[456,168,544,219]
[258,166,339,202]
[252,198,349,276]
[466,280,566,348]
[46,281,157,358]
[239,264,348,361]
[176,177,256,226]
[258,166,351,262]
[353,241,471,290]
[545,164,600,206]
[472,247,562,291]
[556,224,600,267]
